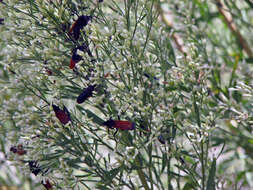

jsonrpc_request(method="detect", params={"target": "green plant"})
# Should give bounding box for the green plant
[0,0,252,189]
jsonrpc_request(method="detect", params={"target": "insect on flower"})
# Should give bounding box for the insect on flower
[52,104,71,125]
[78,43,93,57]
[41,179,53,190]
[28,160,49,176]
[103,119,135,131]
[45,67,53,75]
[143,72,160,86]
[144,73,158,81]
[10,146,17,153]
[69,15,92,40]
[16,144,27,155]
[158,135,166,144]
[69,53,82,69]
[0,18,4,25]
[77,84,96,104]
[139,121,150,136]
[28,160,42,176]
[69,43,93,69]
[10,144,27,156]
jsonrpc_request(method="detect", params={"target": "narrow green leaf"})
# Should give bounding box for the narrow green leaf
[95,184,111,190]
[193,92,201,128]
[172,125,177,140]
[245,57,253,64]
[229,56,239,87]
[76,105,105,125]
[206,158,216,190]
[65,158,83,169]
[244,0,253,8]
[63,85,82,94]
[105,167,122,184]
[183,182,195,190]
[161,153,167,173]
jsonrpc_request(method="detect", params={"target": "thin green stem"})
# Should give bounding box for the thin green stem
[135,155,150,190]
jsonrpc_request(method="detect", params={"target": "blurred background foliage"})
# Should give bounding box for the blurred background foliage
[0,0,252,190]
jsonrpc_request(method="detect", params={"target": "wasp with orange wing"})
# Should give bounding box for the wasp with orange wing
[10,144,27,156]
[69,43,93,69]
[52,104,71,125]
[41,180,53,190]
[69,15,92,40]
[103,119,135,131]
